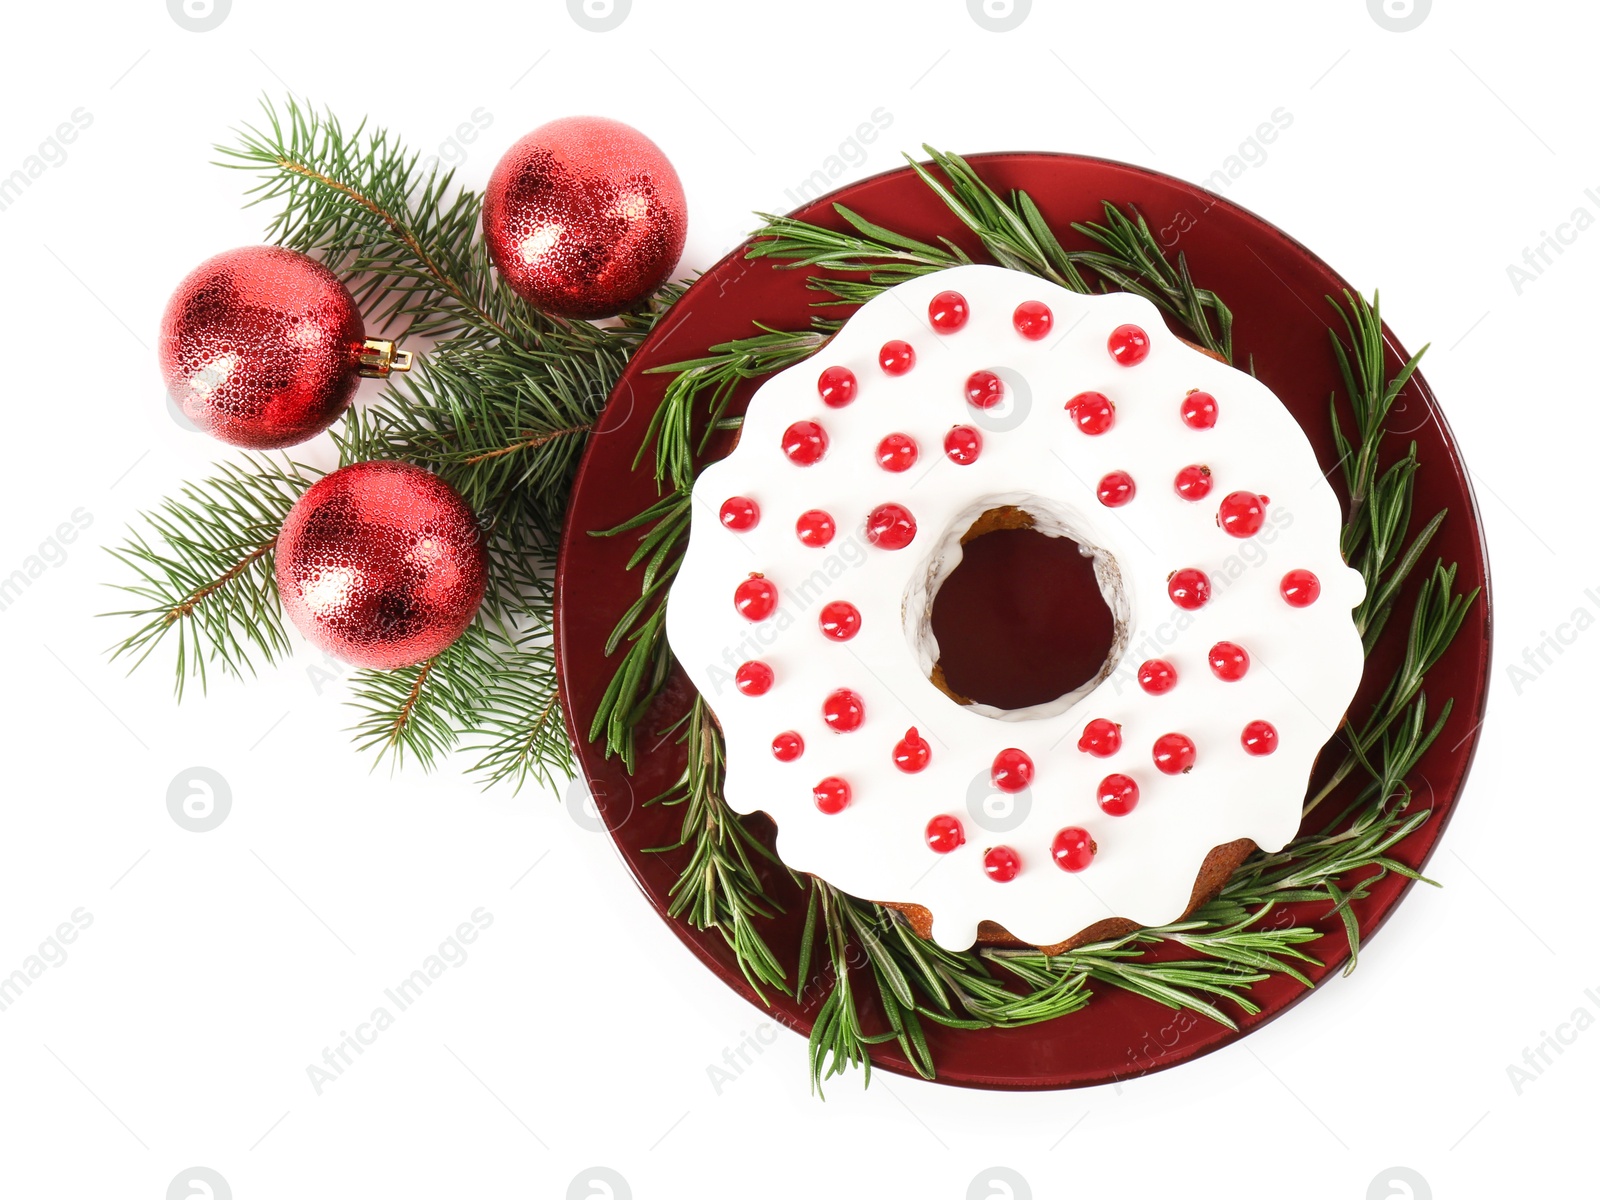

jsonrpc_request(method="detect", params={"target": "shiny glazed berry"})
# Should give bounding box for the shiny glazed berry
[822,688,865,732]
[876,433,918,472]
[1067,391,1115,435]
[1137,659,1178,695]
[734,661,774,696]
[965,370,1004,409]
[796,509,836,547]
[1097,773,1139,816]
[1181,390,1218,429]
[1078,718,1122,757]
[734,573,778,621]
[720,496,759,531]
[1218,490,1268,537]
[1241,720,1279,756]
[1168,568,1211,610]
[926,814,966,854]
[1013,300,1053,340]
[817,365,857,408]
[1051,827,1097,872]
[772,731,804,761]
[818,601,862,641]
[814,776,851,814]
[991,748,1034,793]
[1108,323,1151,365]
[1153,732,1197,775]
[782,420,828,466]
[983,846,1021,882]
[893,727,931,773]
[928,290,969,332]
[1208,641,1250,681]
[1174,464,1213,501]
[944,425,982,464]
[865,503,917,550]
[879,339,915,375]
[1098,470,1136,507]
[1281,569,1321,606]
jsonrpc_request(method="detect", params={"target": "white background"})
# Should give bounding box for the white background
[0,1,1592,1197]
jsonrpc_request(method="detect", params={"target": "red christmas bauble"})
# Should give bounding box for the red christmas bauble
[159,246,368,449]
[275,461,488,669]
[482,116,686,319]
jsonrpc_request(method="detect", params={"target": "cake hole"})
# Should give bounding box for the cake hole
[930,516,1117,713]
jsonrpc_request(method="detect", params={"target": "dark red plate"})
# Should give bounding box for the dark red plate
[554,153,1493,1090]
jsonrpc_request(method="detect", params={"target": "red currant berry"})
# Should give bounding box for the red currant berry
[983,845,1021,882]
[1153,732,1197,775]
[1078,718,1122,757]
[1067,391,1115,435]
[1208,641,1250,681]
[1280,569,1321,607]
[965,369,1004,409]
[991,748,1034,793]
[876,433,919,473]
[879,339,915,375]
[782,420,828,466]
[814,776,851,814]
[1241,720,1278,756]
[1181,390,1218,429]
[822,688,865,733]
[1013,300,1053,340]
[1108,323,1151,365]
[1174,464,1213,501]
[772,731,805,761]
[892,727,931,773]
[720,496,759,531]
[1137,659,1178,695]
[1097,470,1136,507]
[928,289,969,332]
[1168,568,1211,610]
[796,509,836,547]
[1096,773,1139,816]
[818,600,862,642]
[734,661,774,696]
[944,425,982,465]
[865,503,917,550]
[734,573,778,621]
[1218,490,1268,538]
[926,814,966,854]
[817,365,857,408]
[1051,827,1097,872]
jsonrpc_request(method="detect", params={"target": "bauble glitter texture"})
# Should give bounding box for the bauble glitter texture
[159,246,369,449]
[275,461,488,669]
[481,116,686,319]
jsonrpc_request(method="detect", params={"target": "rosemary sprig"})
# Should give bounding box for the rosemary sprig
[640,328,831,491]
[648,696,791,999]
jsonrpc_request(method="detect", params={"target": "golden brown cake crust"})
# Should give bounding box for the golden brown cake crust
[879,837,1256,954]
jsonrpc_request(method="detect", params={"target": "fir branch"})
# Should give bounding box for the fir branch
[103,456,317,698]
[218,95,615,348]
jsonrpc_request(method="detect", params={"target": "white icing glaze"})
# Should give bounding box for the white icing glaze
[665,264,1366,951]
